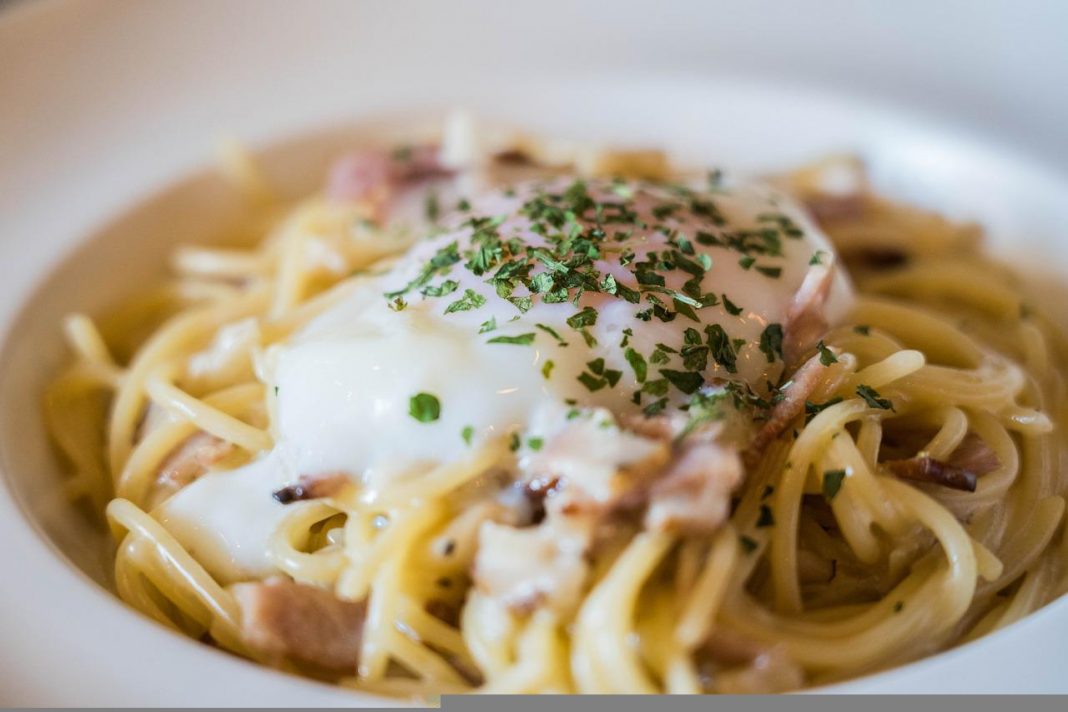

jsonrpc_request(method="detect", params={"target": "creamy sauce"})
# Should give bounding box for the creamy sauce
[157,451,292,584]
[159,175,854,582]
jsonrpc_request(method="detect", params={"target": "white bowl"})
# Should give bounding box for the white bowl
[1,0,1067,704]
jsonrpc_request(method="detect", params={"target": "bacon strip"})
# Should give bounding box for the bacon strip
[232,577,365,672]
[744,353,837,467]
[884,456,978,492]
[644,441,743,535]
[783,261,836,369]
[157,432,233,492]
[802,193,866,224]
[326,144,452,205]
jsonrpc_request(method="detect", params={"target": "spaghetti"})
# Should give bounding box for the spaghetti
[44,123,1068,698]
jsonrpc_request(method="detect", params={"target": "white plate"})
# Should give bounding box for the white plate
[1,0,1067,705]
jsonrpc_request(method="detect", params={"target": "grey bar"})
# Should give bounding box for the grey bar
[441,695,1067,712]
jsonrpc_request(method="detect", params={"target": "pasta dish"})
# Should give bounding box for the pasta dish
[45,116,1068,697]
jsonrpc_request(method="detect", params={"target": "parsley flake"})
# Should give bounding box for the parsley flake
[660,369,704,395]
[823,469,847,500]
[856,384,894,411]
[409,393,441,423]
[566,306,598,330]
[805,396,843,424]
[722,295,743,316]
[759,323,784,363]
[756,504,775,528]
[816,340,838,366]
[444,288,486,314]
[541,359,555,379]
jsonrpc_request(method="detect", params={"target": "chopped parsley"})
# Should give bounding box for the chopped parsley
[478,317,497,334]
[739,535,759,554]
[856,384,894,411]
[578,371,607,392]
[660,369,704,395]
[805,396,844,424]
[424,191,440,222]
[527,437,544,451]
[541,359,555,379]
[461,425,475,446]
[444,288,486,314]
[756,504,775,528]
[624,347,647,383]
[853,324,871,336]
[409,393,441,423]
[722,295,743,316]
[816,340,838,366]
[822,469,847,501]
[487,332,536,346]
[759,323,784,363]
[535,323,568,346]
[705,324,738,374]
[566,306,598,329]
[420,279,458,298]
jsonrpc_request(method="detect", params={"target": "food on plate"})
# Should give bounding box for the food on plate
[45,116,1068,697]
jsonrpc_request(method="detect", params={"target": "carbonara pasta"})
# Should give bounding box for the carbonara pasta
[44,117,1068,698]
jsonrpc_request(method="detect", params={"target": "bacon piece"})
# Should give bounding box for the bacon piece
[698,629,804,693]
[744,353,836,467]
[271,472,350,504]
[326,144,451,204]
[700,628,770,667]
[644,441,743,535]
[783,261,836,369]
[622,411,689,442]
[157,432,233,492]
[802,193,867,224]
[714,647,805,694]
[231,577,365,672]
[883,456,978,492]
[472,519,591,614]
[524,415,670,513]
[949,433,1000,476]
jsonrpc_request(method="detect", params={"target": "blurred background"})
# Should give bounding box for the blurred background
[2,0,1065,166]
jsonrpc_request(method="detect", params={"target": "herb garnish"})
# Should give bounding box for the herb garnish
[816,340,838,366]
[444,288,486,314]
[856,384,894,411]
[759,323,784,363]
[487,333,536,346]
[409,393,441,423]
[823,469,847,500]
[624,347,647,383]
[756,505,775,528]
[805,396,843,424]
[541,359,555,379]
